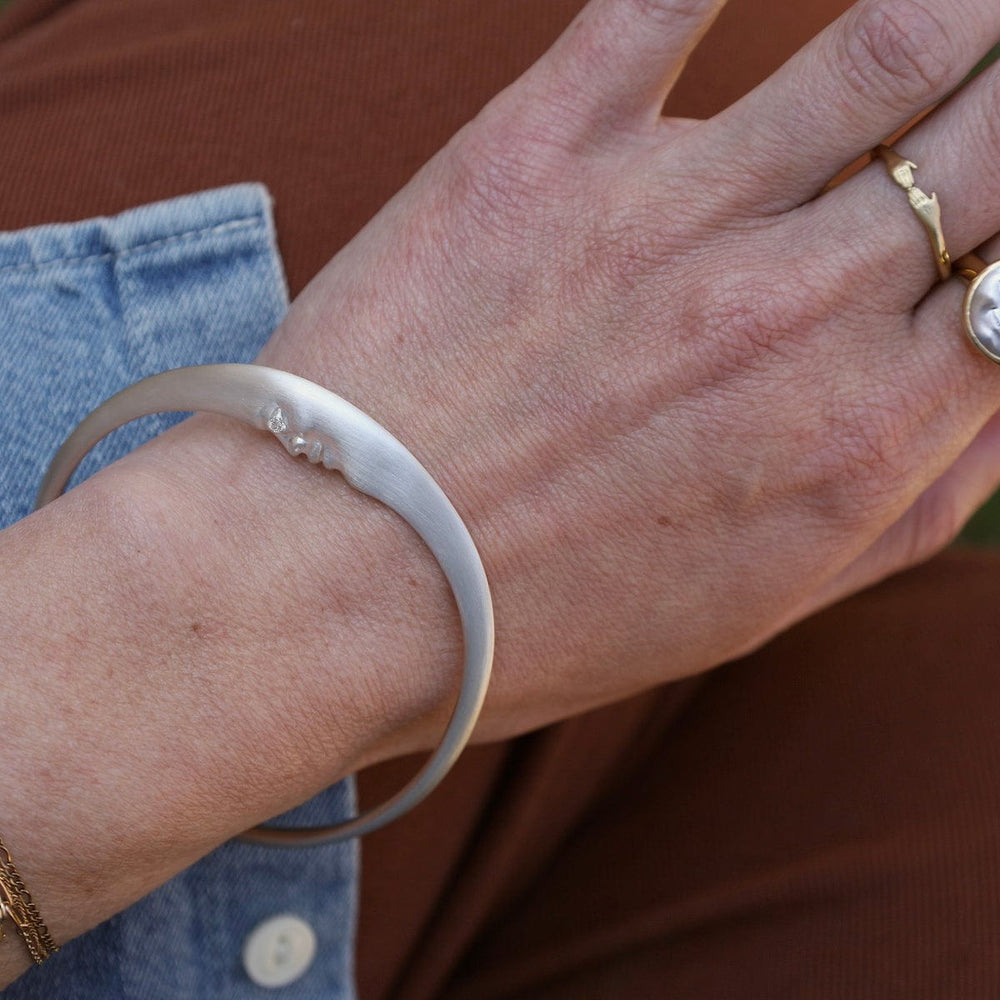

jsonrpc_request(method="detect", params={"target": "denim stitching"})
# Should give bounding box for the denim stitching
[0,216,263,275]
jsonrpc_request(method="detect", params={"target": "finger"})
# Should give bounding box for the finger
[533,0,729,135]
[773,213,1000,639]
[684,0,1000,213]
[786,57,1000,309]
[793,407,1000,622]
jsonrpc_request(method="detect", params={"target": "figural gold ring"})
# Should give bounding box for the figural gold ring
[875,145,1000,365]
[874,144,952,281]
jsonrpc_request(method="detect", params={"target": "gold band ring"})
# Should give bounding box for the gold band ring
[875,145,1000,365]
[873,144,952,281]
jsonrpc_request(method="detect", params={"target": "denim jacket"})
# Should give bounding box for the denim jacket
[0,185,357,999]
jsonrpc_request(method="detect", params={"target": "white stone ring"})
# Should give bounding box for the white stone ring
[957,255,1000,364]
[35,364,495,847]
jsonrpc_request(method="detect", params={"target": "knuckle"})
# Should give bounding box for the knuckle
[839,0,954,111]
[445,126,542,234]
[591,196,693,291]
[443,102,577,243]
[703,279,783,364]
[692,260,828,370]
[804,395,913,524]
[561,174,718,305]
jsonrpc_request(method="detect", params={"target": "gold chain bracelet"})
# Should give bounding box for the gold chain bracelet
[0,836,58,964]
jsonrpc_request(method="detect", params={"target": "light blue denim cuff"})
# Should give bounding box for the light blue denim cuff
[0,186,358,999]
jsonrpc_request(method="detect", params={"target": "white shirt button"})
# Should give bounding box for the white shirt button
[242,914,317,988]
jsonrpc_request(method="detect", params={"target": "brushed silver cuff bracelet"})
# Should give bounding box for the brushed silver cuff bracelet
[36,363,495,847]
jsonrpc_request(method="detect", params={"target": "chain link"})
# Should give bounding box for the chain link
[0,837,58,964]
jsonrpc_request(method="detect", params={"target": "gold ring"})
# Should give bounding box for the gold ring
[874,146,1000,366]
[873,144,952,281]
[954,252,1000,364]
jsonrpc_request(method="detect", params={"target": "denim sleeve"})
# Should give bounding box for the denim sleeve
[0,186,358,1000]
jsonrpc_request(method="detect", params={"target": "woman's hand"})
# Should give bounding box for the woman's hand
[2,0,1000,980]
[237,0,1000,749]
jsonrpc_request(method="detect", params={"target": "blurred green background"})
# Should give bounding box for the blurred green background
[0,0,996,538]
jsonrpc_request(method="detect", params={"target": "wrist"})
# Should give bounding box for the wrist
[0,405,462,981]
[116,407,465,770]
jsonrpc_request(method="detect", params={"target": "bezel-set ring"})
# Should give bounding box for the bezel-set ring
[956,253,1000,364]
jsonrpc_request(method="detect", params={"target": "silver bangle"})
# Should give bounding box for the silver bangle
[36,364,494,847]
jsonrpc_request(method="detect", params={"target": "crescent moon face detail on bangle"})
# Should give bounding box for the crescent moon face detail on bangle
[963,261,1000,364]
